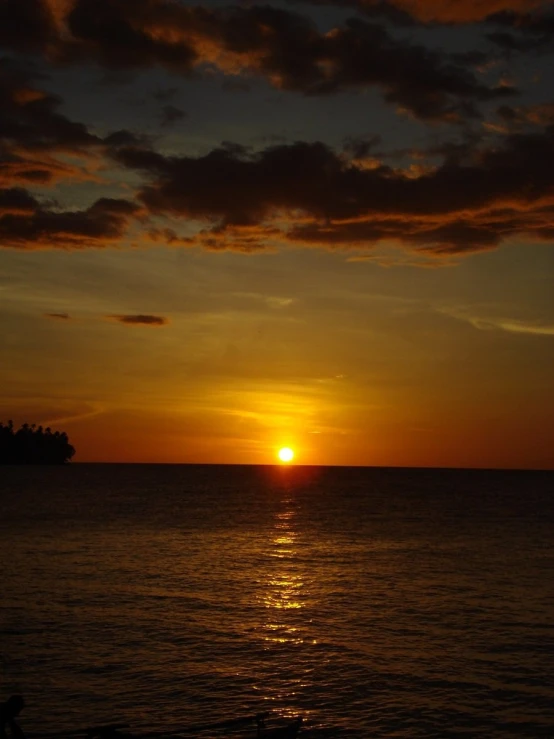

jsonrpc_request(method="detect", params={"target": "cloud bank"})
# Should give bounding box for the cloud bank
[1,0,553,257]
[0,0,519,121]
[107,126,554,254]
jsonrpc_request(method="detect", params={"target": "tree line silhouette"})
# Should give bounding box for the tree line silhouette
[0,421,76,464]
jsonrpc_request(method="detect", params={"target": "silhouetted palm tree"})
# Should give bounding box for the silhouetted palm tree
[0,421,76,464]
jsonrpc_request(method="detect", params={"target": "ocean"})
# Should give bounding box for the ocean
[1,464,553,738]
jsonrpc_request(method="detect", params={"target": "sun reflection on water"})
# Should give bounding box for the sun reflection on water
[253,488,316,716]
[258,495,309,644]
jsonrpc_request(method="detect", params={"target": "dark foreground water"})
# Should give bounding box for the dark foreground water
[1,465,554,738]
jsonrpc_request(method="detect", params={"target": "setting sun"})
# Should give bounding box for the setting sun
[278,447,295,463]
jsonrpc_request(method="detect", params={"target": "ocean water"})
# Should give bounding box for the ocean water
[1,464,554,738]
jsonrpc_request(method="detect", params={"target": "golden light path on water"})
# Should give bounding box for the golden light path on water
[264,504,304,618]
[254,473,317,719]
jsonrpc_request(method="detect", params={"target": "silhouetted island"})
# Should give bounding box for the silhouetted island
[0,421,75,464]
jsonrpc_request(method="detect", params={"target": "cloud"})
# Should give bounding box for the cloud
[0,0,58,53]
[0,1,515,122]
[283,0,419,25]
[0,151,98,187]
[485,7,554,53]
[153,87,179,102]
[102,129,151,148]
[474,318,554,336]
[44,312,71,320]
[492,102,554,132]
[108,124,554,254]
[0,193,139,249]
[0,400,105,429]
[0,59,99,152]
[284,0,546,24]
[63,0,198,72]
[0,58,105,188]
[159,105,188,127]
[440,306,554,336]
[108,314,170,326]
[0,187,40,215]
[2,1,551,257]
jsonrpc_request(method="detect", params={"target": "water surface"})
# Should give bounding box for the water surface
[1,465,553,737]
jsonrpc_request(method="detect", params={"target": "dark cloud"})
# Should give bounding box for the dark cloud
[354,1,418,26]
[2,0,550,259]
[108,125,554,254]
[283,0,546,24]
[0,0,57,53]
[283,0,418,26]
[0,59,99,152]
[486,8,554,33]
[153,87,179,102]
[0,1,516,121]
[293,16,513,121]
[44,312,71,320]
[0,59,156,190]
[483,6,554,54]
[486,30,529,52]
[0,194,139,249]
[342,135,382,160]
[109,314,170,326]
[0,152,80,186]
[0,186,40,214]
[0,58,104,188]
[64,0,198,72]
[160,105,188,127]
[103,129,151,148]
[495,103,554,130]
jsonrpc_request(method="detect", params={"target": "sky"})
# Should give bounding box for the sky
[1,0,553,468]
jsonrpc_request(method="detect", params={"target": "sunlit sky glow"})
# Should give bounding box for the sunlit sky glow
[1,0,553,468]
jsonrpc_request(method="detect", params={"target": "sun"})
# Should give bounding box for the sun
[278,447,295,463]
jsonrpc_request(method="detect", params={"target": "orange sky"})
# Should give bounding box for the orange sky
[1,0,553,469]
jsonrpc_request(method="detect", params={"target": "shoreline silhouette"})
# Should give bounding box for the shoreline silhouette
[0,421,75,464]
